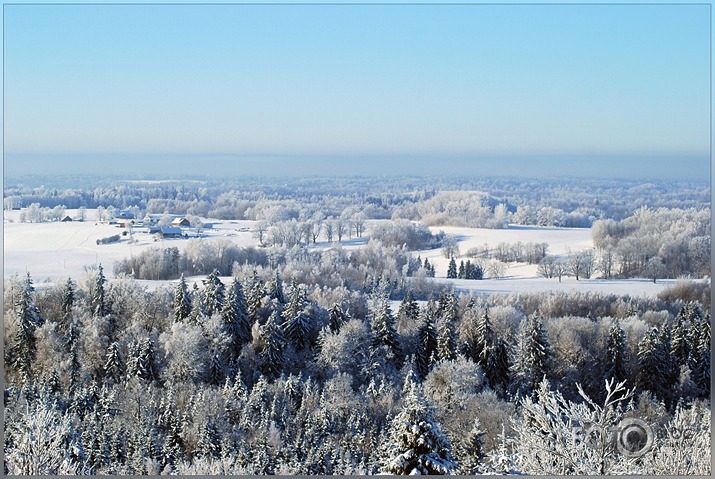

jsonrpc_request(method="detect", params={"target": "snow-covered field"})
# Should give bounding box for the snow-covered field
[3,209,258,283]
[3,209,697,297]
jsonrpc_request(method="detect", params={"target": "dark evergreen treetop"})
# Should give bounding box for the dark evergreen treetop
[381,371,457,475]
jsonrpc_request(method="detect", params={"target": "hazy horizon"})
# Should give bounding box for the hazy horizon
[3,152,711,182]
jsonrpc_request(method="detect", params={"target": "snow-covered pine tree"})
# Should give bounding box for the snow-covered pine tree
[221,277,252,360]
[416,309,438,380]
[381,371,457,475]
[173,274,192,322]
[201,269,225,318]
[92,264,107,317]
[261,310,286,379]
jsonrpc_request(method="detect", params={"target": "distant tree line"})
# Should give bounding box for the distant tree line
[5,175,709,228]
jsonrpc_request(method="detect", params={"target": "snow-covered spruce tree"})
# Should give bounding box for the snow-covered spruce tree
[103,341,123,384]
[189,282,204,323]
[436,292,458,361]
[604,318,627,385]
[261,310,286,379]
[472,308,509,391]
[473,308,494,361]
[485,339,510,395]
[173,274,192,322]
[60,277,75,328]
[92,264,107,317]
[126,337,160,383]
[465,260,483,280]
[246,270,266,324]
[223,371,249,425]
[370,288,403,368]
[509,313,551,399]
[670,308,691,369]
[657,324,677,396]
[510,377,637,475]
[201,269,225,318]
[328,302,349,333]
[416,309,438,380]
[381,371,457,475]
[10,272,43,378]
[446,257,457,279]
[267,270,287,304]
[221,277,252,360]
[397,290,419,331]
[637,326,673,406]
[455,417,487,475]
[195,422,222,459]
[689,312,710,397]
[282,280,312,351]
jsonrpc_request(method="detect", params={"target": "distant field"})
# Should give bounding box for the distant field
[3,209,696,297]
[3,209,257,283]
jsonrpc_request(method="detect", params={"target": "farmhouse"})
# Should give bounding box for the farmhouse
[115,210,135,220]
[144,213,185,226]
[143,214,164,225]
[171,217,190,227]
[61,215,73,222]
[158,226,183,238]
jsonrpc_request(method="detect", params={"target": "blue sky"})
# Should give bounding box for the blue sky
[2,2,711,179]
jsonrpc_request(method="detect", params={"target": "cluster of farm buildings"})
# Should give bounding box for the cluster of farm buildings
[62,210,212,239]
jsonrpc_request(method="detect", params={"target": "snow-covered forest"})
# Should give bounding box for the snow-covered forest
[3,174,711,475]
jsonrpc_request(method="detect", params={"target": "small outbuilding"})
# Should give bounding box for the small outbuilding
[171,217,191,227]
[61,215,73,222]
